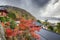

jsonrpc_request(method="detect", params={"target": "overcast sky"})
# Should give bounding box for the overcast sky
[0,0,60,22]
[0,0,50,17]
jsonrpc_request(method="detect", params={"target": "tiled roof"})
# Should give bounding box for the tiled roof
[37,28,60,40]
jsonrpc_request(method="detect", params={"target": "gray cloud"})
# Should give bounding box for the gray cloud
[32,0,49,7]
[39,0,60,17]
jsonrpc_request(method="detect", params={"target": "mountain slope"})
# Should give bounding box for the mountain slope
[0,5,36,20]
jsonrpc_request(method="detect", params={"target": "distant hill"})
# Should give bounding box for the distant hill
[0,5,36,20]
[39,17,60,21]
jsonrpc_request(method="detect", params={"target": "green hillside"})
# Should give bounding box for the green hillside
[1,6,36,20]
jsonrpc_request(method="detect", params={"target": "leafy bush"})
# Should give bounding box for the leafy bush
[7,12,16,19]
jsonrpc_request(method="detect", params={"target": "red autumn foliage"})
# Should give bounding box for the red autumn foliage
[19,18,41,39]
[19,24,27,30]
[6,28,13,37]
[6,22,10,26]
[30,32,40,40]
[1,22,5,27]
[5,17,41,40]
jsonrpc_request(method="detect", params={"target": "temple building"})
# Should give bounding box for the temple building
[0,9,7,17]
